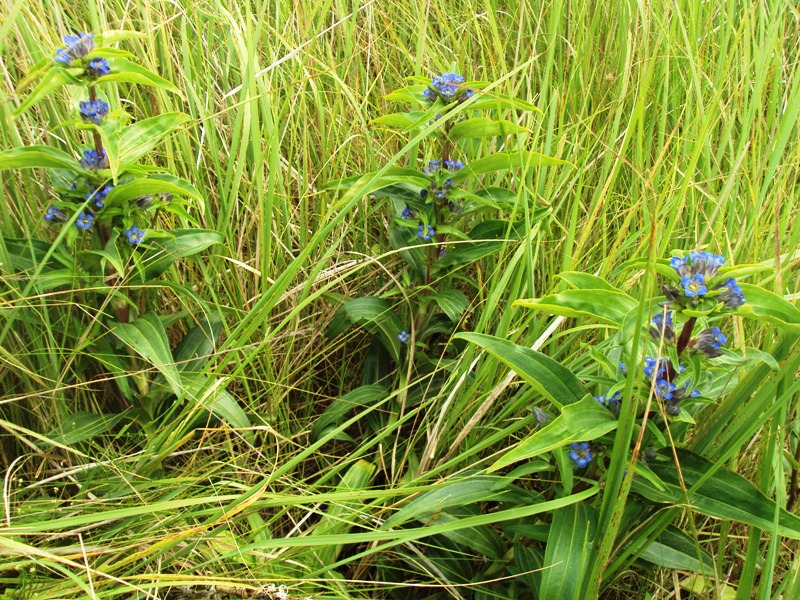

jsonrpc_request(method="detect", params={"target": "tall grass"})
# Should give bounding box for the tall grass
[1,0,798,598]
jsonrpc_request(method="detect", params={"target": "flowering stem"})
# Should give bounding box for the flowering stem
[88,85,104,155]
[676,316,696,356]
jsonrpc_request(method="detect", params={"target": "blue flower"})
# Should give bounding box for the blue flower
[79,99,109,125]
[569,442,593,468]
[656,379,677,400]
[423,160,442,175]
[125,226,146,244]
[87,185,113,208]
[444,159,464,171]
[55,33,94,64]
[79,148,108,170]
[423,73,472,103]
[401,206,415,219]
[619,362,627,376]
[650,310,675,342]
[670,251,725,280]
[75,212,94,231]
[644,356,667,379]
[397,330,410,343]
[693,326,727,358]
[87,58,111,79]
[44,205,68,222]
[417,224,435,241]
[419,188,429,200]
[690,388,701,398]
[716,277,745,308]
[681,273,707,297]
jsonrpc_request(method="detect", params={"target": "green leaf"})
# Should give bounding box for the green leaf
[557,271,621,292]
[513,289,638,326]
[389,226,426,278]
[310,384,388,441]
[432,289,470,323]
[384,84,427,103]
[324,297,404,361]
[448,117,528,141]
[487,396,617,472]
[328,167,432,211]
[735,283,800,333]
[369,113,419,128]
[117,113,193,166]
[382,476,510,530]
[139,229,223,280]
[182,375,251,442]
[113,313,181,397]
[639,525,715,576]
[173,312,224,374]
[456,332,589,410]
[105,174,205,207]
[632,449,800,539]
[468,92,542,114]
[98,58,182,95]
[0,146,78,171]
[45,411,127,445]
[13,67,80,115]
[541,503,597,600]
[449,151,574,183]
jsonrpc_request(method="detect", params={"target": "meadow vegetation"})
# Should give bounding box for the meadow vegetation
[1,0,799,598]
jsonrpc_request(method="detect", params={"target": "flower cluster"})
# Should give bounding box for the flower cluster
[422,73,474,104]
[79,99,109,125]
[642,354,700,415]
[663,251,745,309]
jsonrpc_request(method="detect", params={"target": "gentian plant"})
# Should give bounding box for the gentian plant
[0,31,232,435]
[316,71,569,436]
[454,250,800,596]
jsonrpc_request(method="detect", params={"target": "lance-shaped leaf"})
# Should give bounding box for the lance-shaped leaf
[449,151,573,182]
[632,448,800,539]
[98,57,182,95]
[327,167,432,211]
[639,525,715,575]
[456,332,589,410]
[432,289,470,323]
[182,374,252,443]
[105,174,204,207]
[486,396,617,472]
[117,113,193,166]
[325,297,404,361]
[13,68,81,115]
[448,117,528,140]
[541,503,598,599]
[113,313,181,397]
[173,312,224,375]
[514,288,638,327]
[139,229,223,280]
[311,384,388,441]
[735,283,800,334]
[0,146,78,171]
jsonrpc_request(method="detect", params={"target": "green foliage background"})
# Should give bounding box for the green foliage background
[0,0,798,598]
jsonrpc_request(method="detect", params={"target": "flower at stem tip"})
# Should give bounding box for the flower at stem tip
[422,73,473,104]
[54,33,94,64]
[397,330,410,343]
[569,442,593,468]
